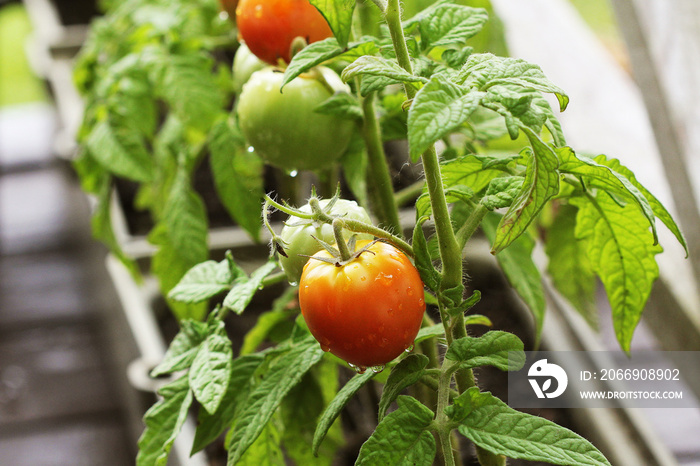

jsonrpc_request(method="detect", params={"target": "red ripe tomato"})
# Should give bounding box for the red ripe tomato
[235,0,333,64]
[299,240,426,369]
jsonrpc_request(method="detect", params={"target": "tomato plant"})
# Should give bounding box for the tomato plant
[73,0,689,465]
[277,198,373,284]
[235,0,332,64]
[236,66,354,171]
[299,239,426,369]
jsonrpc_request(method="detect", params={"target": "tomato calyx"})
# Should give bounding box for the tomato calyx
[263,189,416,263]
[305,232,382,268]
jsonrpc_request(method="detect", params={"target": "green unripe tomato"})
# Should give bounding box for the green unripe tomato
[278,199,373,284]
[232,43,267,95]
[236,66,354,172]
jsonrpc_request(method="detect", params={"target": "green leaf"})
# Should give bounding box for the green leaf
[445,289,482,318]
[312,371,375,455]
[86,120,155,182]
[240,287,298,355]
[379,91,409,141]
[481,87,546,139]
[416,184,475,219]
[491,128,559,253]
[208,118,264,240]
[191,353,265,454]
[282,38,376,87]
[308,0,355,48]
[557,147,658,244]
[107,71,158,139]
[440,154,514,198]
[168,257,242,303]
[418,5,488,51]
[151,319,208,377]
[155,52,224,131]
[340,135,369,207]
[481,176,525,210]
[448,388,611,466]
[281,362,341,465]
[222,260,278,314]
[407,75,485,161]
[445,331,525,372]
[592,154,688,257]
[459,53,569,111]
[545,204,597,327]
[136,376,193,466]
[571,191,662,352]
[378,354,429,421]
[237,415,285,466]
[314,92,363,120]
[414,324,445,343]
[162,165,209,266]
[227,336,325,464]
[441,47,474,70]
[465,314,493,327]
[356,396,435,466]
[90,174,140,278]
[482,213,546,342]
[189,320,233,414]
[149,224,208,321]
[412,217,440,292]
[341,55,428,94]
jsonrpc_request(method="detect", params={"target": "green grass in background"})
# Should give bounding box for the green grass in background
[0,4,47,107]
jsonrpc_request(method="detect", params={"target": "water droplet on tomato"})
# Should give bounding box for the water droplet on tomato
[370,365,385,374]
[349,363,366,374]
[320,344,330,352]
[375,272,393,287]
[404,344,414,353]
[406,287,414,296]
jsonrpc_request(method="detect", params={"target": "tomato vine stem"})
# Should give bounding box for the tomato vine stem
[359,91,403,235]
[332,219,353,261]
[383,2,500,465]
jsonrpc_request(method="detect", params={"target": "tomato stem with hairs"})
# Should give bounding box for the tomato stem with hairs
[332,219,353,261]
[309,197,414,258]
[455,203,490,252]
[383,2,498,465]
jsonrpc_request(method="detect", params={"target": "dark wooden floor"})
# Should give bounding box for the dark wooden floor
[0,113,134,465]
